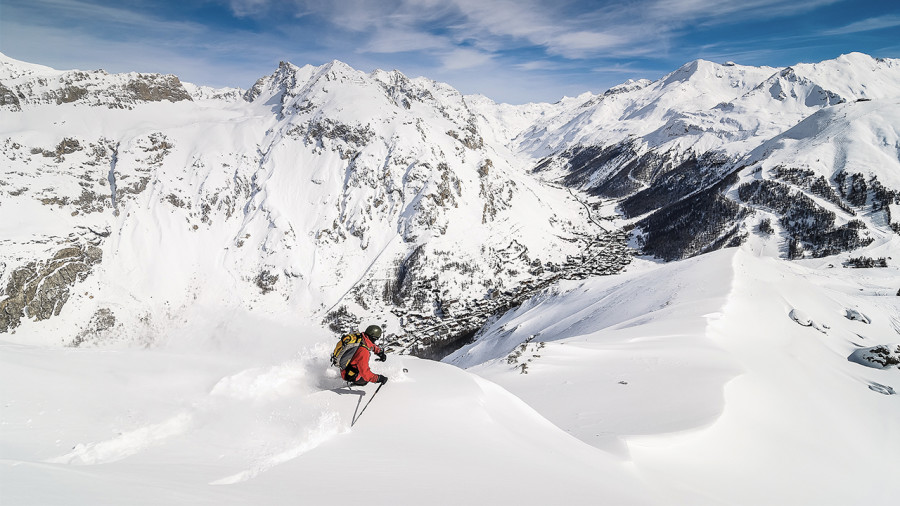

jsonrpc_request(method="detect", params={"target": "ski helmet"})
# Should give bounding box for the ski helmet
[364,325,383,341]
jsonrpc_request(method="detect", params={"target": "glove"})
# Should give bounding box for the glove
[377,375,388,385]
[376,351,387,362]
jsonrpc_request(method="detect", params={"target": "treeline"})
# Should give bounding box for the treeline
[637,170,750,261]
[738,179,873,258]
[844,256,889,268]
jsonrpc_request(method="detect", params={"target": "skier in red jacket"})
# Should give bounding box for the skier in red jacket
[342,325,389,386]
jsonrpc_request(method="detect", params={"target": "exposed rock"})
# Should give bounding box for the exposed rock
[125,75,192,102]
[71,308,117,347]
[8,69,193,109]
[305,118,374,147]
[56,85,88,104]
[849,345,900,369]
[0,244,103,333]
[255,270,279,294]
[789,308,813,326]
[868,383,895,395]
[844,309,871,323]
[54,137,82,155]
[0,83,21,111]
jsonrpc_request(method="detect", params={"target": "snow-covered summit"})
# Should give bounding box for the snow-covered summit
[0,52,63,81]
[514,58,780,155]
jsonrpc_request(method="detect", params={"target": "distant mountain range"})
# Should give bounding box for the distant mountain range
[1,52,898,355]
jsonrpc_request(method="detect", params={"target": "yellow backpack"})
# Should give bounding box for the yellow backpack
[330,333,370,369]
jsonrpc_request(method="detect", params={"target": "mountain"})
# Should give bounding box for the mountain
[2,51,899,505]
[0,53,625,355]
[2,51,898,352]
[527,53,900,260]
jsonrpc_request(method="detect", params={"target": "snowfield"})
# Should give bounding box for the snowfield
[452,245,900,504]
[2,320,652,505]
[4,243,899,505]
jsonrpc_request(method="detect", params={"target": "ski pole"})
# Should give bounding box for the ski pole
[351,382,384,427]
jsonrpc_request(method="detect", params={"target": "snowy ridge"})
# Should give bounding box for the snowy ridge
[524,53,900,262]
[449,246,900,504]
[518,53,900,159]
[0,53,196,109]
[514,59,780,156]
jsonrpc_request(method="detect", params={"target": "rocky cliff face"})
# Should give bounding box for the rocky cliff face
[1,57,195,110]
[0,244,102,333]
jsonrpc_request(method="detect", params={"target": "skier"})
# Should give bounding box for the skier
[340,325,389,386]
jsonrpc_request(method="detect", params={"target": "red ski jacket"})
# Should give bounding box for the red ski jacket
[341,334,383,384]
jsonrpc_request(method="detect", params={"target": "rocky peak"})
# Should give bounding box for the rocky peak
[602,79,652,97]
[244,61,302,102]
[243,60,365,104]
[0,54,193,109]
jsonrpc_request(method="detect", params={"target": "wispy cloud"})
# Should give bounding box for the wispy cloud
[1,0,295,87]
[363,28,449,54]
[439,47,494,70]
[230,0,851,67]
[227,0,270,18]
[823,14,900,35]
[648,0,842,24]
[3,0,895,104]
[590,63,666,74]
[545,31,625,58]
[8,0,208,37]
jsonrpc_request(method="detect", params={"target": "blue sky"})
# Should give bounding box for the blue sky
[2,0,899,104]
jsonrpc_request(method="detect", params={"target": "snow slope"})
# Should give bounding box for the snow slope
[5,240,896,505]
[514,59,780,157]
[448,245,900,505]
[746,97,900,190]
[1,311,653,505]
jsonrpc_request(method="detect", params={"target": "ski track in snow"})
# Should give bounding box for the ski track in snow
[209,411,344,485]
[46,412,194,465]
[41,346,352,476]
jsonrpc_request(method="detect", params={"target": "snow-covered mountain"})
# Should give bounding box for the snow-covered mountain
[528,52,900,260]
[3,52,898,350]
[2,52,899,505]
[0,53,622,353]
